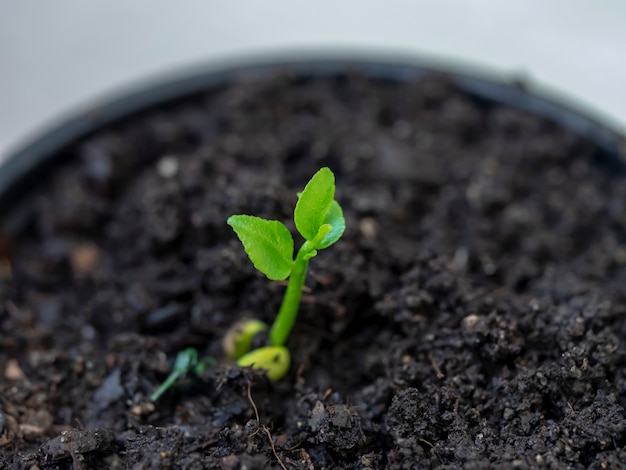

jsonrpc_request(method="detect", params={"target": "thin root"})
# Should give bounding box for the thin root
[247,382,260,424]
[247,382,287,469]
[263,425,287,470]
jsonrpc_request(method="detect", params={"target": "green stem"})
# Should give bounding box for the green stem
[269,242,314,346]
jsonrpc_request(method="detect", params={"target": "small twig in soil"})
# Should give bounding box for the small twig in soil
[247,382,260,425]
[419,438,434,448]
[245,383,263,439]
[246,382,287,470]
[428,353,445,379]
[263,425,288,470]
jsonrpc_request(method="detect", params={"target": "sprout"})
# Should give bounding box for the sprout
[227,167,345,380]
[150,167,345,401]
[150,348,213,402]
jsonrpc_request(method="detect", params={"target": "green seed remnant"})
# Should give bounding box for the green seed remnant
[236,346,290,382]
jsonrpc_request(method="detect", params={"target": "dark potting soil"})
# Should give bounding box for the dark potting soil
[1,69,626,469]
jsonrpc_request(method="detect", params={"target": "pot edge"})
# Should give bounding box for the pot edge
[1,51,624,233]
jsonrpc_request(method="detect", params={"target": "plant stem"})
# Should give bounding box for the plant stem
[269,242,313,346]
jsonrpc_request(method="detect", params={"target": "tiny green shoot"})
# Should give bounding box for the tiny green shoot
[227,167,345,380]
[150,347,213,402]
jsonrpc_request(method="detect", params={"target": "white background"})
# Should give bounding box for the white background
[2,1,625,161]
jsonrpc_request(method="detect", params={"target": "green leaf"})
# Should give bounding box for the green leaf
[317,200,346,249]
[227,215,294,280]
[294,167,335,241]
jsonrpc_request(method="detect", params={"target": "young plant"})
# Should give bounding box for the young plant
[150,348,213,402]
[227,167,345,380]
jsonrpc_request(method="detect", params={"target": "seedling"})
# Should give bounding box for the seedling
[150,168,344,399]
[227,167,345,380]
[150,348,213,402]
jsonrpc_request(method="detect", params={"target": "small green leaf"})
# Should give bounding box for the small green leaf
[317,200,346,249]
[294,167,335,241]
[227,215,294,280]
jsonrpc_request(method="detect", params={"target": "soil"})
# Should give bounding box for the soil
[1,68,626,469]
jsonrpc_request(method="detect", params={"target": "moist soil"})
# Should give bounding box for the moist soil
[1,69,626,469]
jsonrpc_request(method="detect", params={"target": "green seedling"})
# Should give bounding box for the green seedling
[150,347,213,402]
[227,167,345,380]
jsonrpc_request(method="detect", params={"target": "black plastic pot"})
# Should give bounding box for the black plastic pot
[4,54,626,468]
[1,55,624,234]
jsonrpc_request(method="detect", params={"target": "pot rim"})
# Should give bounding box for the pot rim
[1,53,624,232]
